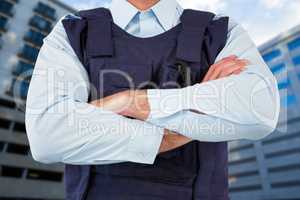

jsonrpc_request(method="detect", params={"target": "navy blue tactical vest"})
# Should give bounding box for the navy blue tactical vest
[62,7,229,200]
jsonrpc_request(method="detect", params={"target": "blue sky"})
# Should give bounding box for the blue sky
[61,0,300,45]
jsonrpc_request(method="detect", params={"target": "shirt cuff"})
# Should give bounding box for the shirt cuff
[146,88,188,121]
[125,123,164,164]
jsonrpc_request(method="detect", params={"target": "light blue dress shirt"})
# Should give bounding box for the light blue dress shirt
[25,0,280,165]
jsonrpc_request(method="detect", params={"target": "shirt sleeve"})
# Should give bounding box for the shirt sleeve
[146,17,280,140]
[25,16,164,165]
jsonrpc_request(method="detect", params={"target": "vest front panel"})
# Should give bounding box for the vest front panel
[62,7,229,200]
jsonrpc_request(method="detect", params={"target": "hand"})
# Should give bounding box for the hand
[124,90,150,120]
[158,55,250,153]
[158,129,192,153]
[90,90,150,120]
[90,92,191,154]
[158,55,251,153]
[202,55,250,82]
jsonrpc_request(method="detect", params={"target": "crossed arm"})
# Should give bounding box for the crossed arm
[25,18,279,165]
[90,56,250,153]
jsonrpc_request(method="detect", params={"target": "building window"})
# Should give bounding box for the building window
[0,0,14,17]
[263,49,281,63]
[27,169,63,182]
[0,142,4,152]
[24,29,45,47]
[19,44,39,63]
[6,143,29,155]
[292,55,300,66]
[281,95,297,107]
[7,78,30,99]
[1,166,24,178]
[0,16,8,32]
[0,33,3,49]
[29,15,52,33]
[287,37,300,51]
[34,2,57,21]
[12,61,34,77]
[277,78,290,90]
[270,63,285,74]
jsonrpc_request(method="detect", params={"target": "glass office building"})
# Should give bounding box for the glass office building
[229,25,300,199]
[0,1,299,199]
[0,0,75,199]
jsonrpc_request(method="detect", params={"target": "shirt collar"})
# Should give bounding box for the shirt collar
[110,0,181,30]
[110,0,138,29]
[151,0,180,30]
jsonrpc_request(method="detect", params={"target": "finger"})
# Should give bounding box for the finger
[206,62,227,81]
[202,55,237,82]
[233,59,250,67]
[216,61,246,80]
[214,55,239,68]
[207,59,248,81]
[219,59,248,75]
[202,63,218,82]
[220,55,238,62]
[233,68,243,75]
[206,57,243,81]
[202,67,213,82]
[219,63,246,78]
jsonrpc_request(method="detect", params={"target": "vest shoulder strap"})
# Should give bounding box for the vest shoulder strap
[176,9,229,65]
[77,7,112,20]
[62,8,114,67]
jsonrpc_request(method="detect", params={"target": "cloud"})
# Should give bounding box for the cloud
[177,0,227,12]
[176,0,300,45]
[260,0,286,9]
[71,0,111,9]
[245,0,300,45]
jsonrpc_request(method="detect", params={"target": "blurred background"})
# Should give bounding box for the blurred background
[0,0,299,199]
